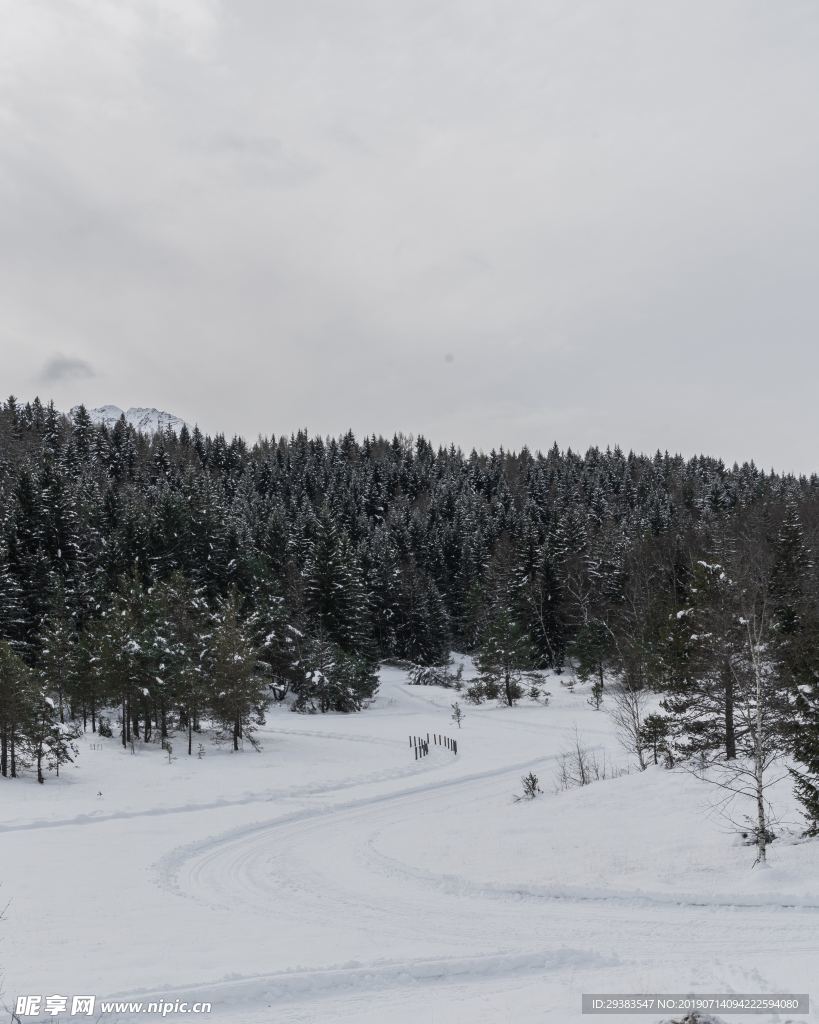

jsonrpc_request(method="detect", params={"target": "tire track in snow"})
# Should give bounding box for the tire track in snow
[0,738,443,834]
[158,742,819,987]
[363,834,819,913]
[100,947,619,1017]
[155,751,564,901]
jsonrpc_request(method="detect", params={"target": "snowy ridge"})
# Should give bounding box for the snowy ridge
[70,404,190,433]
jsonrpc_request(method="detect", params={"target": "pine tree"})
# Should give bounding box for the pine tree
[92,587,141,748]
[0,641,35,778]
[24,689,79,782]
[5,467,51,657]
[246,576,300,700]
[639,713,672,766]
[477,605,535,707]
[511,530,568,670]
[662,558,744,761]
[770,502,819,832]
[36,584,77,724]
[0,546,26,653]
[303,509,353,647]
[207,591,268,750]
[295,631,379,713]
[365,527,401,656]
[395,562,450,665]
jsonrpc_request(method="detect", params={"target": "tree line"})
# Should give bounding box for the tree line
[0,395,816,836]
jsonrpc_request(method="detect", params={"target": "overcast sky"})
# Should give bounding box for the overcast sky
[2,1,818,472]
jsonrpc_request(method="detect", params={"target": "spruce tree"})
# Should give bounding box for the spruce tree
[36,584,77,724]
[477,605,535,707]
[662,557,744,761]
[25,690,79,782]
[0,641,35,778]
[207,591,268,750]
[770,502,819,832]
[295,631,379,713]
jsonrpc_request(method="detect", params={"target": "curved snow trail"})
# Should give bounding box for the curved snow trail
[161,750,819,957]
[150,672,819,1023]
[155,749,566,902]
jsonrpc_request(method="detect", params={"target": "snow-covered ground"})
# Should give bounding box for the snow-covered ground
[2,660,817,1023]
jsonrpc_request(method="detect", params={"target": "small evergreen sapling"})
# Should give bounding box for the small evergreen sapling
[640,713,673,767]
[515,771,542,801]
[464,681,485,705]
[588,678,604,710]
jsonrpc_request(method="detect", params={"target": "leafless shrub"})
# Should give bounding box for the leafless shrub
[554,729,627,791]
[605,680,649,770]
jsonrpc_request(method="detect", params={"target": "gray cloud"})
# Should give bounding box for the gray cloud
[210,133,321,187]
[2,1,818,472]
[39,354,96,384]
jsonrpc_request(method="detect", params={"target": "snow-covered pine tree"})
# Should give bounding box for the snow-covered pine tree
[36,585,77,724]
[295,630,379,713]
[0,641,35,778]
[477,604,535,708]
[24,689,79,783]
[663,556,744,761]
[769,501,819,833]
[207,591,268,750]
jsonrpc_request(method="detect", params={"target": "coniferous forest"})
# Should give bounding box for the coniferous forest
[1,396,817,838]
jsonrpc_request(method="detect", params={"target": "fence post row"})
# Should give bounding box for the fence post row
[409,734,457,758]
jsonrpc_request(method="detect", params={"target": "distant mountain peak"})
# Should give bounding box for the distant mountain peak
[71,405,190,434]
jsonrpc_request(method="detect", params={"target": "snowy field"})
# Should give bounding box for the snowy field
[2,659,818,1024]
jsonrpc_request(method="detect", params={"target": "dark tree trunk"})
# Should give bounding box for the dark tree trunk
[504,668,514,707]
[723,660,736,760]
